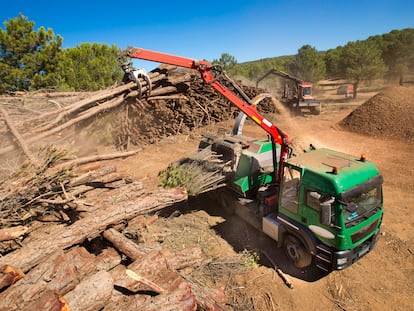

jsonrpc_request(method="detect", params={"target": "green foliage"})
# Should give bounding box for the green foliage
[229,55,294,83]
[0,14,123,93]
[379,28,414,82]
[240,250,260,271]
[212,52,238,71]
[290,45,326,83]
[158,163,197,194]
[323,47,345,78]
[62,43,124,91]
[342,40,387,82]
[0,13,64,93]
[230,29,413,85]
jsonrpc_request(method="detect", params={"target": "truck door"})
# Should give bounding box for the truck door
[280,166,301,215]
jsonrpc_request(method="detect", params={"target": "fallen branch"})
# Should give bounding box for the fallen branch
[0,107,38,166]
[262,250,294,289]
[52,149,141,170]
[0,95,125,156]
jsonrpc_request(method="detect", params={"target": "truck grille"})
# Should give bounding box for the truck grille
[351,220,378,244]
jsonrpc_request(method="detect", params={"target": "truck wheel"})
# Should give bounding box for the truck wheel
[283,234,313,268]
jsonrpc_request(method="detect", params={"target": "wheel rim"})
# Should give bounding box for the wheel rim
[284,235,312,268]
[286,241,300,261]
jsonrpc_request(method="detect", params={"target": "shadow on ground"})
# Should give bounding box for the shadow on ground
[159,193,330,282]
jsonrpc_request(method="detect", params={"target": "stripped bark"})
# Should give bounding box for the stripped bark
[0,226,28,242]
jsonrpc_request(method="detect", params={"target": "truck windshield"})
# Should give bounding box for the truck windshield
[302,87,312,96]
[342,185,382,227]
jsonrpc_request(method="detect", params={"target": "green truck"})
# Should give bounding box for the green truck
[120,47,384,271]
[200,133,383,271]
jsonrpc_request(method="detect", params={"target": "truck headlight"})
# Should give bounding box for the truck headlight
[337,257,348,266]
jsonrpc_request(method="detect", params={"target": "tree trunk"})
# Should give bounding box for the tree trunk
[353,82,358,99]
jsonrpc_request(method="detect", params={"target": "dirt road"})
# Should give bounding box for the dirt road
[116,101,414,310]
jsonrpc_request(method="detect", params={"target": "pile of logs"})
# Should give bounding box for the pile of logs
[0,63,276,162]
[113,69,277,149]
[0,146,232,310]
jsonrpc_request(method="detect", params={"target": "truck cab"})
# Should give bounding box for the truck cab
[275,148,383,270]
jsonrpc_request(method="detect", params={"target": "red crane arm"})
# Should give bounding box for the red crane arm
[126,47,288,144]
[124,47,290,182]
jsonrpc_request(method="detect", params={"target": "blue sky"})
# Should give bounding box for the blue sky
[1,0,413,70]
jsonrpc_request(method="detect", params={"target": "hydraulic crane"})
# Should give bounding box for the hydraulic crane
[119,47,289,185]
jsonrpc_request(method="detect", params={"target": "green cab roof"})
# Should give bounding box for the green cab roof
[286,148,380,194]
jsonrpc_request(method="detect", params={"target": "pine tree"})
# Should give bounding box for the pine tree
[0,14,64,93]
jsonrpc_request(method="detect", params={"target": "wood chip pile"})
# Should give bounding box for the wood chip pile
[339,86,414,142]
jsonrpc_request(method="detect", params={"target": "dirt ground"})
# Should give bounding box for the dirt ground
[1,84,413,310]
[112,88,414,311]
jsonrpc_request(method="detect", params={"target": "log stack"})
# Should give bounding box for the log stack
[0,147,230,310]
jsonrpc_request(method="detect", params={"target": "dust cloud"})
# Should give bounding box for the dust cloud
[269,96,327,154]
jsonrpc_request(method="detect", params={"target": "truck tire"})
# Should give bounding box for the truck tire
[283,234,313,268]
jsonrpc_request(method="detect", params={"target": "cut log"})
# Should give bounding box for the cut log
[163,246,204,271]
[0,248,117,310]
[103,228,148,260]
[0,183,187,272]
[94,247,122,272]
[0,226,28,242]
[113,279,198,311]
[0,250,77,311]
[0,265,24,291]
[107,250,199,311]
[63,270,113,311]
[66,247,97,281]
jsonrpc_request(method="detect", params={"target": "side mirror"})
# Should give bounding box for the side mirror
[320,198,335,226]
